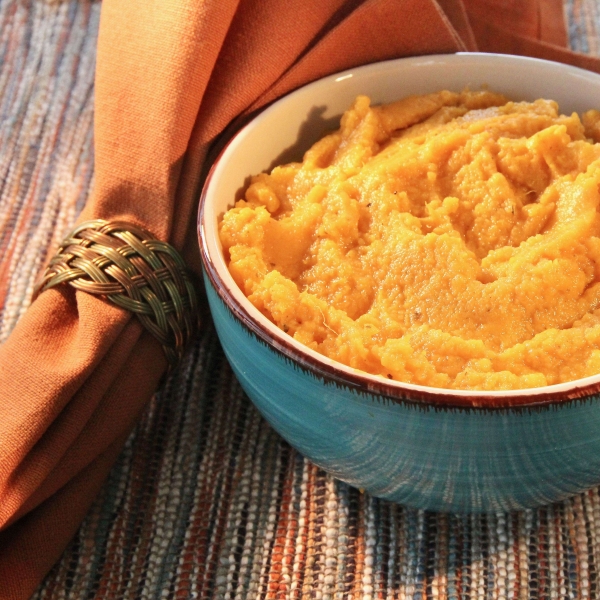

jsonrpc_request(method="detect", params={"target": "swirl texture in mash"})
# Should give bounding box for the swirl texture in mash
[219,91,600,390]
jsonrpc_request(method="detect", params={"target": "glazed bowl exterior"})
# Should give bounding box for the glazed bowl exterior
[199,53,600,513]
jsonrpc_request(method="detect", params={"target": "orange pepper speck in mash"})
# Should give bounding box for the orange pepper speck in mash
[219,91,600,390]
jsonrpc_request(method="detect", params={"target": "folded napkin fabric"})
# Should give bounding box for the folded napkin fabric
[0,0,599,597]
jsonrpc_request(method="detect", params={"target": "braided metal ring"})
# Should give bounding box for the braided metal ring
[33,219,198,367]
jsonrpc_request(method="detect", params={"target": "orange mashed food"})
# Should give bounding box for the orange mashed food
[219,90,600,390]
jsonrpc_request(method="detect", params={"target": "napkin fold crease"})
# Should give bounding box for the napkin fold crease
[1,0,599,596]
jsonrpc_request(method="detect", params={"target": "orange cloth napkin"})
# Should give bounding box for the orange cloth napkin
[0,0,599,597]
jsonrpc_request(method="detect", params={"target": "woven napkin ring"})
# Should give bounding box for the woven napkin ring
[33,219,198,367]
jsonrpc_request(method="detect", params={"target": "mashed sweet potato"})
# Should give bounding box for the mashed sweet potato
[219,90,600,390]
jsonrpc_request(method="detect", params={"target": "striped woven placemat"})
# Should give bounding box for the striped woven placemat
[1,1,600,597]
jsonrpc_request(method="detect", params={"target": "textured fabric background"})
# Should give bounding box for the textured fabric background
[1,0,600,597]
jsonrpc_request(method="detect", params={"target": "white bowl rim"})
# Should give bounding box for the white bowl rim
[199,52,600,409]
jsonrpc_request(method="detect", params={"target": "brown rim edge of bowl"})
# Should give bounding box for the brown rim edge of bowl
[197,125,600,414]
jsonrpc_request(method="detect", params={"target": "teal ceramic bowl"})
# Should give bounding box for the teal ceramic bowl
[199,53,600,513]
